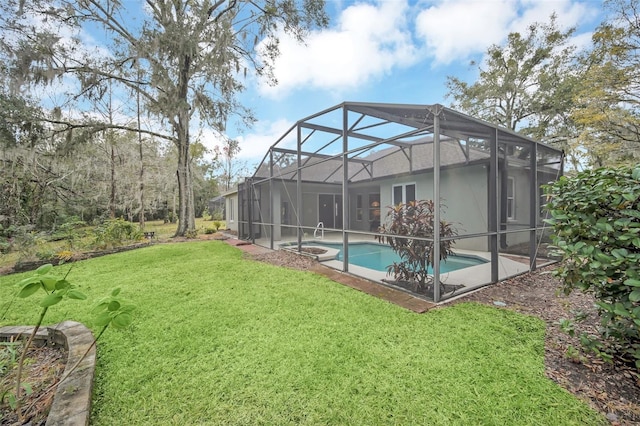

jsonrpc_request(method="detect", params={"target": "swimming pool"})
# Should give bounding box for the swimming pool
[297,241,487,273]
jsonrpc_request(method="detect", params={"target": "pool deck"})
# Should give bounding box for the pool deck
[224,238,435,313]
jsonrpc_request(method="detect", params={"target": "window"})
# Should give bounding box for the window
[228,198,235,222]
[392,183,416,205]
[355,194,363,221]
[369,193,380,221]
[506,177,515,220]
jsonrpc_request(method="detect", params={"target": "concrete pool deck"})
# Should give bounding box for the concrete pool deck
[223,237,435,312]
[226,235,548,307]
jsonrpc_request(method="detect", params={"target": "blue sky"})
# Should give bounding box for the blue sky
[224,0,604,166]
[18,0,604,167]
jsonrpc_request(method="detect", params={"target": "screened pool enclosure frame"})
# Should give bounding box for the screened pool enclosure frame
[237,102,563,302]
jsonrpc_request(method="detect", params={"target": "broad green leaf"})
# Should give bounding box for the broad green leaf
[119,304,136,313]
[594,252,611,263]
[108,300,121,312]
[22,382,33,395]
[630,290,640,303]
[55,279,71,290]
[611,248,629,259]
[67,289,87,300]
[16,276,39,287]
[111,288,121,297]
[622,209,640,219]
[624,278,640,287]
[35,264,53,275]
[94,312,112,327]
[18,281,41,298]
[7,393,16,410]
[41,276,58,291]
[92,301,110,313]
[40,293,63,308]
[112,312,132,329]
[632,167,640,180]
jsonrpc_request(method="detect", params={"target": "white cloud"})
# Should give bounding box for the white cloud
[415,0,597,65]
[257,0,418,98]
[201,119,295,165]
[415,0,517,64]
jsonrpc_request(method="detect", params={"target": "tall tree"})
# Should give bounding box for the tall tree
[571,0,640,167]
[0,0,328,236]
[446,15,580,153]
[214,137,247,192]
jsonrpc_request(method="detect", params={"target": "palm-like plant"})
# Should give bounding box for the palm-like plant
[376,200,457,293]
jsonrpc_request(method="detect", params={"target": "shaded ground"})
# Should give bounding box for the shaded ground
[251,250,640,426]
[0,344,66,425]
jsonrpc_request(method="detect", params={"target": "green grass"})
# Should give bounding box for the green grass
[0,241,605,425]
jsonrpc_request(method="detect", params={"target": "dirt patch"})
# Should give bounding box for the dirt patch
[251,250,319,271]
[251,250,640,425]
[1,343,66,425]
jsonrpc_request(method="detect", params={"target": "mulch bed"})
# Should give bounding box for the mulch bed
[1,343,66,426]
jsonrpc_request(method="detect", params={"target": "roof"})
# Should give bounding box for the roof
[251,102,563,184]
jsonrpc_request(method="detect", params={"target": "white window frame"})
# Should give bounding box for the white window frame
[392,182,417,205]
[228,198,235,222]
[506,177,515,221]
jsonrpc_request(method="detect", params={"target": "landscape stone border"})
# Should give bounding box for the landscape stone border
[0,321,96,426]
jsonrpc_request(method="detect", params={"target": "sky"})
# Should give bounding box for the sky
[219,0,604,167]
[11,0,604,168]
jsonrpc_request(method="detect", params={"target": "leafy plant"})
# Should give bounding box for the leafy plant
[92,288,135,333]
[544,166,640,370]
[185,228,199,239]
[212,220,222,231]
[52,217,87,249]
[92,218,143,249]
[375,200,457,293]
[2,265,135,421]
[9,264,86,415]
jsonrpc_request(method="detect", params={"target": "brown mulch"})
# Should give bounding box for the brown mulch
[0,343,66,425]
[250,250,640,425]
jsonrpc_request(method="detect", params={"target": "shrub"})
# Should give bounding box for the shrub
[204,228,216,235]
[185,228,198,239]
[375,200,457,293]
[50,217,87,249]
[92,218,143,249]
[212,221,222,231]
[544,166,640,370]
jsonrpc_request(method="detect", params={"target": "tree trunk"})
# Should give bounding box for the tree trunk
[109,143,116,219]
[174,53,196,236]
[137,75,145,229]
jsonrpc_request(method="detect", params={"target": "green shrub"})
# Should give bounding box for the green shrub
[92,218,143,249]
[375,200,457,293]
[0,225,16,254]
[544,166,640,369]
[211,220,222,231]
[185,228,198,239]
[204,228,216,235]
[49,217,87,249]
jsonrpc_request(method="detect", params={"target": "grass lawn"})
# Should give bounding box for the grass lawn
[0,241,605,425]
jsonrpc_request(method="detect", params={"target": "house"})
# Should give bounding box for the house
[233,102,563,301]
[209,190,239,232]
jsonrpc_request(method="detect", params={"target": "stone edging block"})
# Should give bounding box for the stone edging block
[0,321,96,426]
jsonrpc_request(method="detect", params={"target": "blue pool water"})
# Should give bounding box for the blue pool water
[300,242,487,273]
